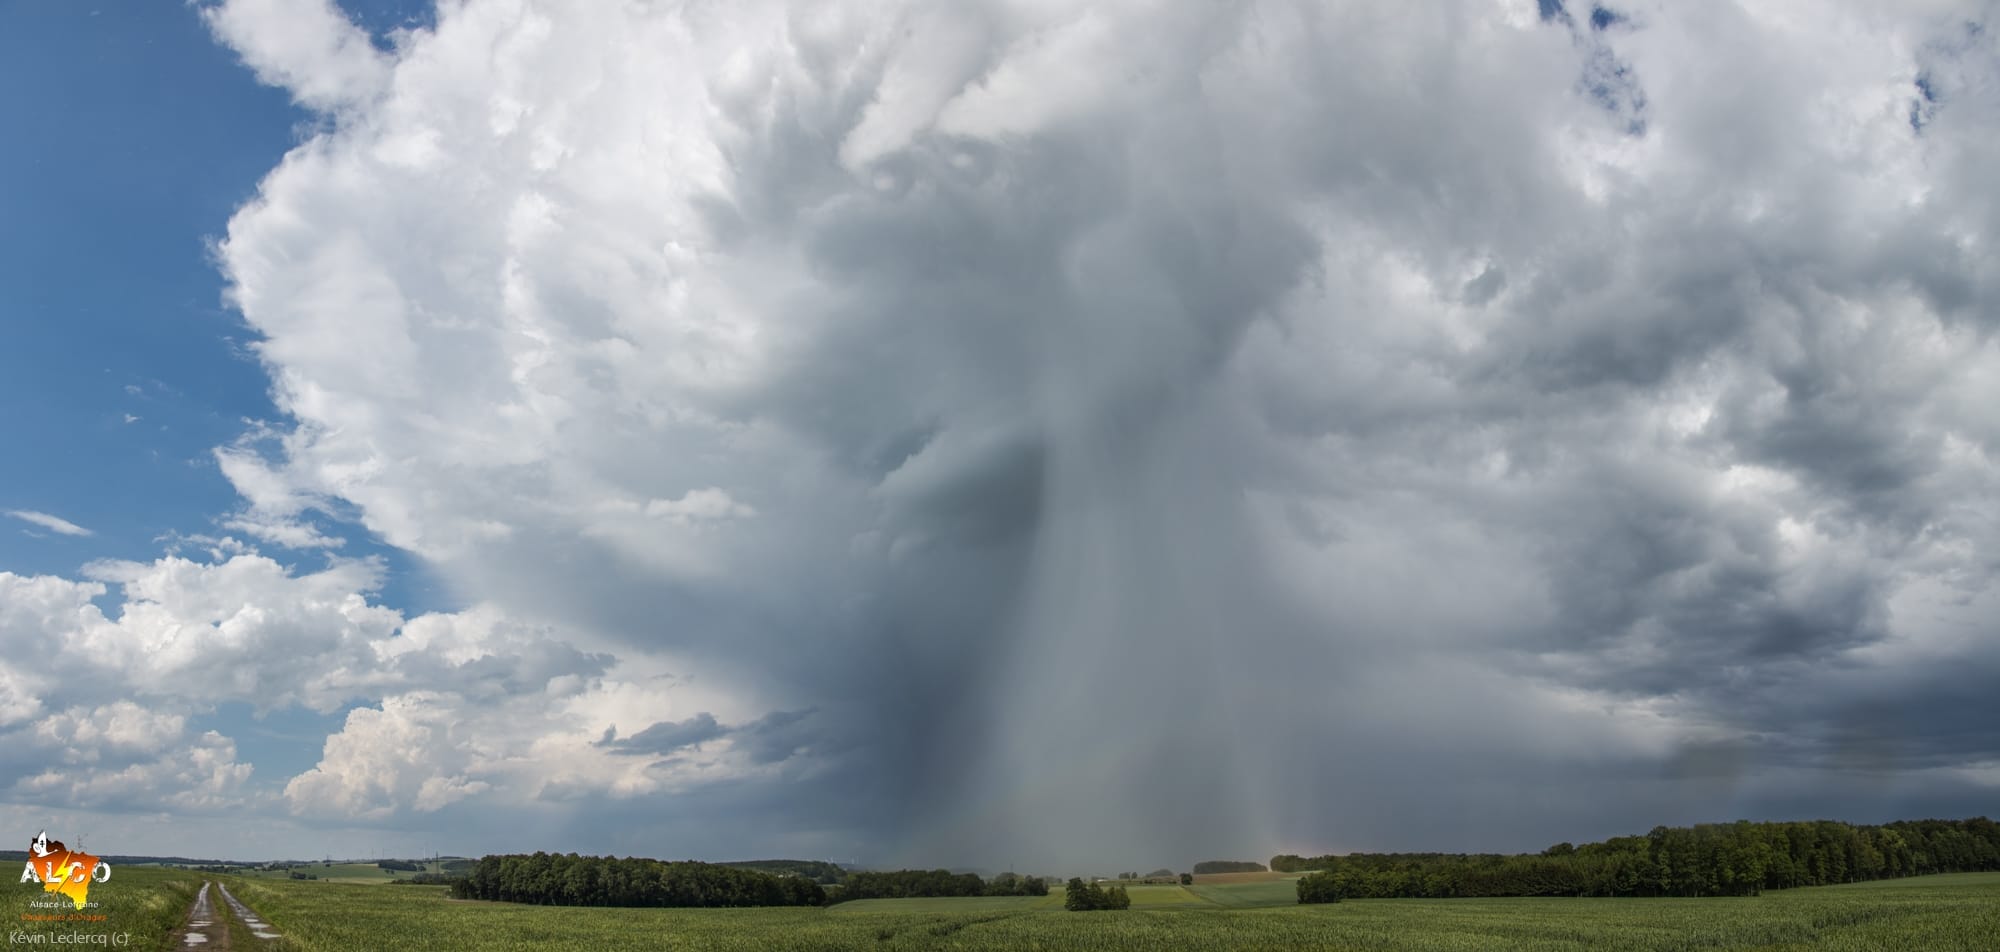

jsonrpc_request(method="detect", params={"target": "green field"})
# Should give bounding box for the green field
[1187,877,1304,907]
[206,872,2000,951]
[8,865,200,952]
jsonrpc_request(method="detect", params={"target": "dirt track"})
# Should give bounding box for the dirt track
[168,881,227,950]
[168,880,283,948]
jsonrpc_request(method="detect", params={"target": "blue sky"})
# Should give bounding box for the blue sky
[0,1,443,611]
[1,2,292,571]
[2,0,1998,870]
[0,1,446,829]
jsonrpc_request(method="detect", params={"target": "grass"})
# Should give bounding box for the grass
[217,883,275,950]
[201,871,2000,951]
[1187,876,1305,907]
[8,865,202,952]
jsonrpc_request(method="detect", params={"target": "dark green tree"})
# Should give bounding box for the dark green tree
[1296,871,1344,904]
[1063,878,1129,911]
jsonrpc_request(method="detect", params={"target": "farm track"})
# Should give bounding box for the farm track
[169,880,284,949]
[167,882,228,950]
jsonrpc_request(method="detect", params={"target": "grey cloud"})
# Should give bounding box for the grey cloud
[733,709,822,766]
[1462,267,1507,307]
[602,713,727,756]
[602,708,829,767]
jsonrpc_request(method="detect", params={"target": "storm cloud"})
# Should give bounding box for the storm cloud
[6,0,1996,869]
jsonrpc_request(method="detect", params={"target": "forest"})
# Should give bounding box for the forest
[1281,817,2000,901]
[451,853,826,907]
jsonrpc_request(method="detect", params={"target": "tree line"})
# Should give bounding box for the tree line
[1282,817,2000,902]
[832,869,1048,902]
[450,853,826,907]
[388,872,458,886]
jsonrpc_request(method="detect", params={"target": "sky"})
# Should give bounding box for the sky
[1,0,1997,872]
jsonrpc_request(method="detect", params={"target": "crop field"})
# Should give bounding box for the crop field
[1190,870,1294,885]
[198,871,2000,951]
[1187,876,1306,907]
[825,894,1059,914]
[1116,883,1210,907]
[9,865,200,952]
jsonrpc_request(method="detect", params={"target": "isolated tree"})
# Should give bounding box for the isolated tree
[1064,878,1129,911]
[1179,873,1193,885]
[1064,877,1093,911]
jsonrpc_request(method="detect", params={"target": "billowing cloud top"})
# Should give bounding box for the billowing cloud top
[6,0,1997,868]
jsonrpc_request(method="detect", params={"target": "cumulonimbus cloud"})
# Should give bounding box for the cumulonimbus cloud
[92,0,2000,864]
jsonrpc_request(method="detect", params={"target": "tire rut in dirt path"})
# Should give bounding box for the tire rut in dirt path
[167,881,229,950]
[214,882,284,942]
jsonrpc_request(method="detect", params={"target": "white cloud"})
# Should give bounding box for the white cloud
[0,665,41,730]
[35,702,188,761]
[214,446,345,549]
[0,552,600,718]
[644,489,756,525]
[280,673,812,819]
[282,692,479,819]
[200,0,391,112]
[6,510,93,537]
[217,514,345,550]
[0,550,795,827]
[16,731,253,812]
[0,696,250,812]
